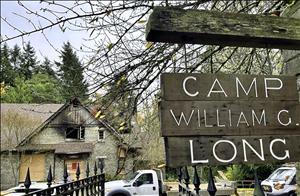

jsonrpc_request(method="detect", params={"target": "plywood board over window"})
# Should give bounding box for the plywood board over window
[19,153,45,182]
[65,159,85,181]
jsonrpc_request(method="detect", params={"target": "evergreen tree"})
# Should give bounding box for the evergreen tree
[19,42,37,80]
[1,44,16,86]
[9,44,21,70]
[56,42,88,101]
[35,57,57,78]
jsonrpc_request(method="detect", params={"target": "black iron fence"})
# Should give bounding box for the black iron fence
[177,166,216,196]
[177,166,264,196]
[23,162,105,196]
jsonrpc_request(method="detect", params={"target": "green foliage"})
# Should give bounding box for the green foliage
[35,57,57,78]
[224,164,279,181]
[1,77,32,103]
[225,165,252,181]
[1,42,90,103]
[19,42,38,80]
[9,44,21,67]
[56,42,88,101]
[1,43,16,86]
[1,74,64,103]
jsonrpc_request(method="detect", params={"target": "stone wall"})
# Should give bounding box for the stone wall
[86,127,120,175]
[0,151,19,190]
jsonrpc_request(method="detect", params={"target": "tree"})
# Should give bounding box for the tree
[35,57,57,78]
[1,43,15,86]
[19,42,38,80]
[1,74,64,103]
[9,44,21,71]
[56,42,88,101]
[135,98,164,167]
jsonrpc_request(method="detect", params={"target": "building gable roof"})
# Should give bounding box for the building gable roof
[1,98,122,151]
[18,98,122,147]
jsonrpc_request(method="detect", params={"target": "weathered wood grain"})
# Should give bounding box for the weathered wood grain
[160,100,300,136]
[161,73,298,101]
[146,7,300,50]
[165,135,300,167]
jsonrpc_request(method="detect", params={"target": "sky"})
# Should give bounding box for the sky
[1,1,89,62]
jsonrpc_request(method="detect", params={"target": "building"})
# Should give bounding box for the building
[0,98,139,190]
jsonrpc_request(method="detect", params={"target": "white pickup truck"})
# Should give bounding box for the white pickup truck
[105,169,168,196]
[261,166,297,196]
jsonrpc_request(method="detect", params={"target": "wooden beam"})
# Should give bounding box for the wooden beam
[146,7,300,50]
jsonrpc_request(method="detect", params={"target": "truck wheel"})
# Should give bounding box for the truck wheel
[288,191,296,196]
[108,190,131,196]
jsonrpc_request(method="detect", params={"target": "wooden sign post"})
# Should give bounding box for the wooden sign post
[146,7,300,50]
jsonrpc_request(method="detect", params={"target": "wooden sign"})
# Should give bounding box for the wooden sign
[160,100,300,136]
[146,7,300,50]
[165,135,300,167]
[160,73,300,166]
[161,73,298,101]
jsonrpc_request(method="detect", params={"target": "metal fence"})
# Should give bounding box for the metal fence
[177,166,264,196]
[23,162,105,196]
[177,166,216,196]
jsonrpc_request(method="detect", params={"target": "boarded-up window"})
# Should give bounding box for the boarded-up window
[19,154,45,182]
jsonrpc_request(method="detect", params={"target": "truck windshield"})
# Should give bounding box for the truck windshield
[268,169,294,181]
[125,172,139,182]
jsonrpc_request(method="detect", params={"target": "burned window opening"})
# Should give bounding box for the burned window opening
[65,126,85,140]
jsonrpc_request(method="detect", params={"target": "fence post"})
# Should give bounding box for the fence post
[193,166,200,195]
[47,166,53,188]
[177,167,182,193]
[24,167,31,194]
[86,161,90,177]
[253,169,264,196]
[63,164,68,183]
[182,166,190,195]
[99,159,104,173]
[207,167,217,196]
[94,161,97,175]
[76,163,80,180]
[47,165,53,196]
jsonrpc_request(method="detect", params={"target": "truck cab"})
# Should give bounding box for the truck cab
[261,166,297,196]
[105,169,167,196]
